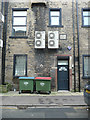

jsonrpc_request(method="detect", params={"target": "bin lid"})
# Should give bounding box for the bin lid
[19,77,34,79]
[35,77,51,80]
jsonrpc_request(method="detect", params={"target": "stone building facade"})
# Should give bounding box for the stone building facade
[0,0,4,84]
[2,0,90,91]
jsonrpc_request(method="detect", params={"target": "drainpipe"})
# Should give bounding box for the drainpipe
[76,0,80,92]
[2,2,8,85]
[72,0,76,92]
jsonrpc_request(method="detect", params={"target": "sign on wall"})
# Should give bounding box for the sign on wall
[60,34,67,40]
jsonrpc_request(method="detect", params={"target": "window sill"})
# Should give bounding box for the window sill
[81,25,90,28]
[9,36,28,39]
[82,76,90,79]
[47,25,64,27]
[13,75,28,78]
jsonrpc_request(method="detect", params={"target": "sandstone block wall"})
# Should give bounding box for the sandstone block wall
[4,0,89,91]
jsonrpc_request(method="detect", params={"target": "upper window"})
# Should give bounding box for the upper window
[12,9,27,36]
[14,55,27,77]
[49,9,62,26]
[82,9,90,27]
[83,55,90,78]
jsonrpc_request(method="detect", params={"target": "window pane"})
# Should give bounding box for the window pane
[13,27,26,31]
[12,10,27,36]
[84,57,90,77]
[15,56,26,76]
[12,27,26,36]
[84,17,90,25]
[13,11,27,16]
[83,11,90,16]
[51,17,59,25]
[51,11,60,16]
[13,17,26,25]
[58,60,68,65]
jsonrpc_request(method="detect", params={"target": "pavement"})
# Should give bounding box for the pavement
[0,91,87,107]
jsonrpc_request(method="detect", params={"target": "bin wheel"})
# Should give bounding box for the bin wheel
[48,91,51,94]
[31,91,33,94]
[19,91,21,94]
[36,91,38,94]
[38,91,40,94]
[36,91,40,94]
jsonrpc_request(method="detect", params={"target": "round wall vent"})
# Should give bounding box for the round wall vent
[36,33,42,39]
[36,40,41,46]
[49,33,55,39]
[49,40,55,46]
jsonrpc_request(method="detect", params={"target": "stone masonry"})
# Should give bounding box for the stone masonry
[2,0,89,91]
[0,0,4,84]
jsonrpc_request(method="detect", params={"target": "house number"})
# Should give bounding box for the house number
[40,82,45,86]
[24,82,29,85]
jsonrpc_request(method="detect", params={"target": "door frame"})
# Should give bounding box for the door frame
[57,56,70,91]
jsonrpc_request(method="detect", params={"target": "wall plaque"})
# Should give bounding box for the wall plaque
[60,34,67,40]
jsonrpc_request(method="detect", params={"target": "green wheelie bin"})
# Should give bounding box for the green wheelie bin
[19,77,34,94]
[35,77,51,94]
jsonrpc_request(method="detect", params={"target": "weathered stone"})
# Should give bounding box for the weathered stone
[1,0,89,91]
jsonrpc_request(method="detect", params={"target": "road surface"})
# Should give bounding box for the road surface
[0,106,89,119]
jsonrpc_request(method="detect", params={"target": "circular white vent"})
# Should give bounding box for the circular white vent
[49,40,55,46]
[36,40,41,46]
[49,33,55,39]
[36,33,42,39]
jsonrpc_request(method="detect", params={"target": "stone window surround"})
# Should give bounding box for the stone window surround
[82,54,90,79]
[11,8,28,38]
[82,8,90,28]
[13,54,27,78]
[48,8,63,27]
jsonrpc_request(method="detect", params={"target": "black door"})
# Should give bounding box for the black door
[57,60,69,90]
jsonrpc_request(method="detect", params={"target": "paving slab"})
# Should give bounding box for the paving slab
[0,91,87,107]
[0,91,84,96]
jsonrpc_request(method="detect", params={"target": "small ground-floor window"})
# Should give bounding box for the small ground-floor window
[13,54,27,77]
[83,55,90,78]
